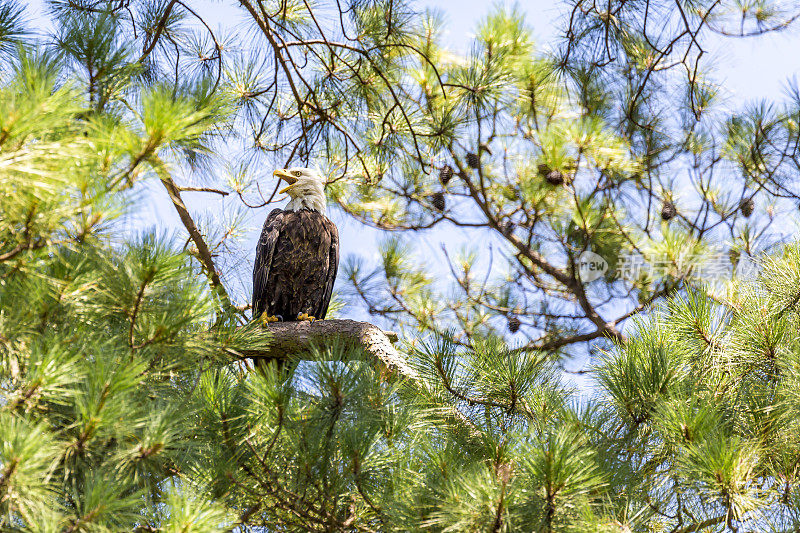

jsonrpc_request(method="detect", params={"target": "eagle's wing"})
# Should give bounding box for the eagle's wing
[317,216,340,319]
[252,208,284,318]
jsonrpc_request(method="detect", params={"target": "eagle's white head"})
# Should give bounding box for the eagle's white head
[273,167,327,213]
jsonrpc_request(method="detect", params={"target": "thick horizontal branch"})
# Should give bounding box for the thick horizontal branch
[239,319,415,378]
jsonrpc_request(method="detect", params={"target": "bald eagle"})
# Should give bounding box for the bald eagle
[253,168,339,324]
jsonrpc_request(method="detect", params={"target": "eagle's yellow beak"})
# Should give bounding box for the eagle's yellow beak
[273,169,298,194]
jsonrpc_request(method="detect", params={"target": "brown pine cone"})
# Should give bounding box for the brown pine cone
[429,192,446,212]
[508,315,521,333]
[537,163,551,176]
[439,165,454,185]
[546,170,564,185]
[661,200,677,220]
[740,198,754,218]
[466,152,480,169]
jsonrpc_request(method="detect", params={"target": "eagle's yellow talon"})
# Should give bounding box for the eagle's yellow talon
[260,312,281,326]
[297,312,316,323]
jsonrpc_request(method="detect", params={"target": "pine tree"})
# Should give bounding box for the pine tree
[588,246,800,531]
[5,0,800,531]
[0,6,258,529]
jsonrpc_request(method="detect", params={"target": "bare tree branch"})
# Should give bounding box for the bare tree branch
[159,176,235,313]
[236,319,413,378]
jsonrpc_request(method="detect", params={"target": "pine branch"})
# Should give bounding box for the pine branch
[673,515,726,533]
[237,319,414,378]
[176,186,229,196]
[159,176,235,314]
[138,0,179,62]
[452,157,625,344]
[0,239,46,262]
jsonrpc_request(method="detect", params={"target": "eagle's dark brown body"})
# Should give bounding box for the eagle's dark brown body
[252,208,339,321]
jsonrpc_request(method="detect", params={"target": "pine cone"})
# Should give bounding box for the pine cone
[466,152,480,169]
[546,170,564,185]
[537,163,551,176]
[499,220,514,234]
[439,165,454,185]
[429,192,446,212]
[508,315,521,333]
[661,200,676,221]
[740,198,754,218]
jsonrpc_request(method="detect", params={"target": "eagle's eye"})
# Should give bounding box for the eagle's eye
[293,170,302,177]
